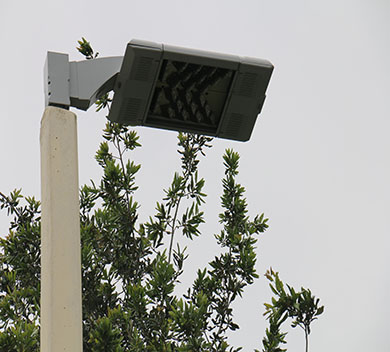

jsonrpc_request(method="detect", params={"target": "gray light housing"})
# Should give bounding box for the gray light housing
[45,39,273,142]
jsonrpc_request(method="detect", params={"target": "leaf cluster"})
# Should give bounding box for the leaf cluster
[261,268,324,352]
[77,37,99,60]
[0,191,41,350]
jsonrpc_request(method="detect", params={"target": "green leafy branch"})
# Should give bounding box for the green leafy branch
[262,268,324,352]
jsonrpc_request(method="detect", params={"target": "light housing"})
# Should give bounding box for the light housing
[109,40,273,141]
[45,39,273,142]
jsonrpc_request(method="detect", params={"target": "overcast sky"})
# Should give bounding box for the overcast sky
[1,0,390,351]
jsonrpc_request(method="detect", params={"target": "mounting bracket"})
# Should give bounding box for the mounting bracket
[44,52,123,110]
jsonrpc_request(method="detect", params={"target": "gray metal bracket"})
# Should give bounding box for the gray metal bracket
[44,52,123,110]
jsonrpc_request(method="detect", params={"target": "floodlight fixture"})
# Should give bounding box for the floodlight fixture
[45,39,273,141]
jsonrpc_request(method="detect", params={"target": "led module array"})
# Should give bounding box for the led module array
[148,60,233,133]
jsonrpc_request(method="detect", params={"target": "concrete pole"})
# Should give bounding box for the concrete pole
[40,106,83,352]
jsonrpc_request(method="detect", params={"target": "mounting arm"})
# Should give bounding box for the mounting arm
[44,52,123,110]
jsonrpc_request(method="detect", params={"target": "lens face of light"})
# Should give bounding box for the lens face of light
[146,60,234,134]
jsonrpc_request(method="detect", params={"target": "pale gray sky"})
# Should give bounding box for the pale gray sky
[1,0,390,351]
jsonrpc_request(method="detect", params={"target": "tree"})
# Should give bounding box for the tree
[0,124,268,351]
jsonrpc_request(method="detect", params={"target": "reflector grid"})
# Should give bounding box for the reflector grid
[147,60,234,133]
